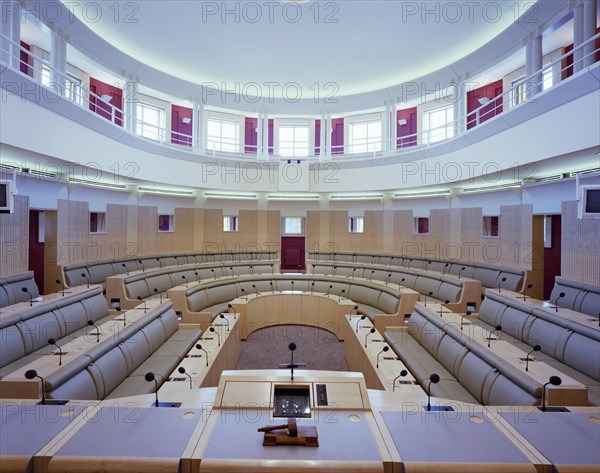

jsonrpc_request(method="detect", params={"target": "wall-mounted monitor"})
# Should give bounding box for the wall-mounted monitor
[578,185,600,219]
[0,180,14,214]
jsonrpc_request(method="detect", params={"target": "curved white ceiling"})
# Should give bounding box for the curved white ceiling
[64,0,534,99]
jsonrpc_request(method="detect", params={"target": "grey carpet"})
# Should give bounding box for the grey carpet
[236,324,349,372]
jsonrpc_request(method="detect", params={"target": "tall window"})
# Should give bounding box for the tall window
[423,105,454,144]
[482,216,499,237]
[40,64,51,87]
[348,217,364,233]
[137,102,165,141]
[89,212,106,234]
[279,125,309,157]
[511,76,526,106]
[65,73,83,105]
[349,120,381,153]
[207,118,239,152]
[223,216,238,232]
[542,67,553,90]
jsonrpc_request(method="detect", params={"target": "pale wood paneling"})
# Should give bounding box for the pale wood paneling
[561,200,600,285]
[0,195,29,277]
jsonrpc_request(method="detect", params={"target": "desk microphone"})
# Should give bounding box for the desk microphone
[211,268,216,280]
[271,264,274,277]
[230,266,235,277]
[310,281,315,294]
[525,344,541,371]
[365,327,376,347]
[522,284,533,301]
[352,268,357,279]
[228,303,234,314]
[48,338,63,365]
[122,263,129,276]
[425,373,440,411]
[115,306,126,326]
[219,314,230,331]
[327,284,333,296]
[195,344,209,366]
[540,376,562,411]
[209,326,221,346]
[154,288,163,303]
[339,289,345,301]
[356,315,366,332]
[349,305,359,320]
[386,273,392,286]
[145,372,160,407]
[253,284,259,296]
[87,320,101,343]
[290,281,295,292]
[460,311,472,330]
[553,292,566,312]
[156,258,162,270]
[377,346,389,368]
[174,256,180,267]
[194,270,200,282]
[486,325,502,348]
[178,366,193,390]
[24,369,46,404]
[442,263,449,275]
[369,270,375,282]
[269,281,274,293]
[241,288,247,300]
[332,265,337,277]
[438,300,450,316]
[424,291,433,307]
[389,257,395,269]
[80,273,90,288]
[498,276,507,293]
[138,260,144,272]
[392,369,408,392]
[21,287,34,306]
[458,266,466,279]
[182,275,188,287]
[426,260,432,272]
[55,279,65,296]
[250,265,254,276]
[137,296,148,313]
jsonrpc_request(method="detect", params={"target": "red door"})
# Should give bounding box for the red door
[280,237,305,272]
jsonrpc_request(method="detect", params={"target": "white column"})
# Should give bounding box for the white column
[256,112,263,157]
[383,101,391,151]
[50,31,67,95]
[192,100,204,149]
[573,3,584,73]
[453,81,466,135]
[583,0,598,68]
[390,102,397,150]
[325,114,332,157]
[526,35,543,96]
[123,79,138,134]
[3,1,21,70]
[262,112,269,158]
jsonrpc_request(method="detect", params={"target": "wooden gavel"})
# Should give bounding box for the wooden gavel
[258,418,298,437]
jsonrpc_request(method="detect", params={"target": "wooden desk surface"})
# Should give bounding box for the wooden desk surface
[499,408,600,472]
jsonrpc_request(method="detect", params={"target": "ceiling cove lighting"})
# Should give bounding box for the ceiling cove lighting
[204,192,257,200]
[68,178,128,190]
[329,193,384,201]
[393,190,450,199]
[267,194,320,201]
[461,182,522,194]
[138,187,195,197]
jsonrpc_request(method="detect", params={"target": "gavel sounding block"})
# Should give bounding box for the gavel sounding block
[262,426,319,447]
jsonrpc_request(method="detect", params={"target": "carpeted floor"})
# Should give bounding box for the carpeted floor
[236,324,349,372]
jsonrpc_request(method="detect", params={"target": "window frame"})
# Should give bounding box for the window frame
[136,101,166,142]
[282,217,304,236]
[422,104,454,144]
[207,117,241,153]
[348,118,382,154]
[348,216,364,233]
[413,217,430,235]
[89,211,107,234]
[158,214,174,233]
[482,215,500,238]
[223,215,239,232]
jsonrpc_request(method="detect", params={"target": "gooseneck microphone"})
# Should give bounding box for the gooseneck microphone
[356,315,366,332]
[115,306,126,326]
[426,260,432,272]
[241,288,247,300]
[554,292,566,312]
[487,325,502,348]
[386,273,392,286]
[522,283,533,301]
[211,268,216,280]
[349,305,359,320]
[458,266,466,279]
[156,258,162,270]
[352,268,357,279]
[291,281,295,292]
[339,289,345,301]
[369,270,375,282]
[154,288,163,303]
[327,284,333,296]
[425,373,440,411]
[424,291,433,307]
[81,272,90,288]
[182,275,188,287]
[393,369,408,392]
[498,276,507,293]
[442,263,449,275]
[87,320,101,343]
[55,279,65,296]
[332,265,337,277]
[178,366,193,390]
[253,284,259,296]
[24,370,46,404]
[122,263,129,276]
[209,327,221,346]
[525,344,541,371]
[195,343,209,366]
[460,311,472,331]
[365,327,376,347]
[138,260,145,272]
[137,296,148,313]
[541,376,562,411]
[219,314,230,331]
[250,265,254,276]
[48,338,63,365]
[21,287,33,306]
[145,372,160,407]
[377,346,390,368]
[194,270,200,282]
